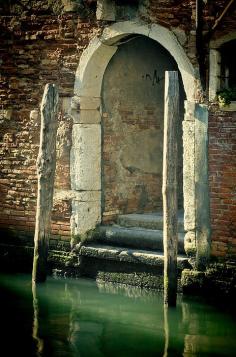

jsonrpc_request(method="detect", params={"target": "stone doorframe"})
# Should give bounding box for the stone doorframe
[68,20,210,268]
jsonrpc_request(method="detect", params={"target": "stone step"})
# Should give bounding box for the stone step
[117,211,184,232]
[93,225,185,254]
[79,243,189,270]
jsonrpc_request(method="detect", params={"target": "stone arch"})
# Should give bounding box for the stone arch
[70,21,209,268]
[74,21,197,101]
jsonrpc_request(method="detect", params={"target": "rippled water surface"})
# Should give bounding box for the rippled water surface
[0,273,235,357]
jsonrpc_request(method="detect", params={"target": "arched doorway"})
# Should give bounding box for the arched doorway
[101,35,185,223]
[70,21,209,267]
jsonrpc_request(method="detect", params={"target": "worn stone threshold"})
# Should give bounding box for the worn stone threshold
[95,225,185,253]
[79,243,190,270]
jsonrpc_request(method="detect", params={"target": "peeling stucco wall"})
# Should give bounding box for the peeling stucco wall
[101,36,185,221]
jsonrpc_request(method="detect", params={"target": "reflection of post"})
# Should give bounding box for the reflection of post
[32,283,44,356]
[32,84,58,283]
[162,71,179,307]
[181,300,199,356]
[163,305,169,357]
[67,288,81,356]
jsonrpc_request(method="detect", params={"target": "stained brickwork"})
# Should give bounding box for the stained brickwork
[209,109,236,259]
[0,10,101,247]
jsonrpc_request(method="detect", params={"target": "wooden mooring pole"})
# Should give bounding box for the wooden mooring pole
[162,71,179,307]
[32,83,58,283]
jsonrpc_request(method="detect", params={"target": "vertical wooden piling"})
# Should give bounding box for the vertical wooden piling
[162,71,179,306]
[32,84,58,283]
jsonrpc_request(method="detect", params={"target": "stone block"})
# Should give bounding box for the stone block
[74,40,117,97]
[184,101,195,121]
[184,231,196,256]
[172,27,187,46]
[71,96,101,110]
[195,104,210,269]
[71,198,101,237]
[96,0,116,21]
[72,109,101,124]
[54,188,101,202]
[183,119,195,231]
[71,95,80,110]
[102,21,150,45]
[80,96,101,110]
[195,104,208,185]
[70,124,101,191]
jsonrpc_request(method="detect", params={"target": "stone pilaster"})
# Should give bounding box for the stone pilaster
[183,101,210,269]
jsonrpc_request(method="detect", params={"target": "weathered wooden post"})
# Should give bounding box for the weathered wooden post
[162,71,179,306]
[32,83,58,283]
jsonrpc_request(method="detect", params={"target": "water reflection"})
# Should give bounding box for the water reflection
[163,305,169,357]
[32,283,44,356]
[0,273,235,357]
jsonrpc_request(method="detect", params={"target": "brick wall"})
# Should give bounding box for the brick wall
[209,109,236,260]
[0,11,100,248]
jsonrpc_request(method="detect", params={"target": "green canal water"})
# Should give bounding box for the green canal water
[0,273,235,357]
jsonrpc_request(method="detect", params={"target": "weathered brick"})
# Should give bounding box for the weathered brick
[209,110,236,259]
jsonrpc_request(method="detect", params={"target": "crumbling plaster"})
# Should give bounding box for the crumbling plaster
[101,35,184,216]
